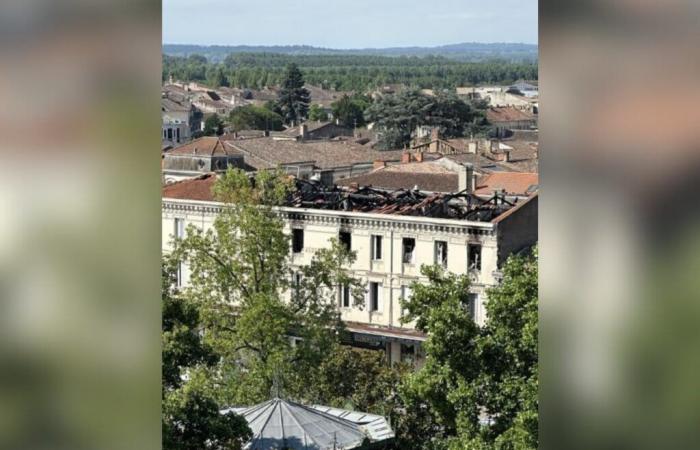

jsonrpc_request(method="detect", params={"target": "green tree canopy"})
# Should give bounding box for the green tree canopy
[162,256,251,450]
[366,90,478,150]
[308,104,329,122]
[229,105,284,132]
[203,113,224,136]
[396,248,538,449]
[277,63,311,126]
[331,94,371,128]
[171,169,365,405]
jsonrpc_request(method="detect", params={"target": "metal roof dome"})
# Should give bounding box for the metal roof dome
[222,398,394,450]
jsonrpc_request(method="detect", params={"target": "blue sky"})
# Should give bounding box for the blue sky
[163,0,538,47]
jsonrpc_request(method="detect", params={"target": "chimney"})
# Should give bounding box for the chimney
[401,152,411,164]
[430,128,440,140]
[429,140,439,154]
[468,142,477,154]
[458,163,475,193]
[373,160,386,170]
[415,151,424,162]
[300,124,308,140]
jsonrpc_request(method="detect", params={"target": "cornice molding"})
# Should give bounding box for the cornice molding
[162,200,496,237]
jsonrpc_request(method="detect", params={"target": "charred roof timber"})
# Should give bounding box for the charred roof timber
[288,179,516,222]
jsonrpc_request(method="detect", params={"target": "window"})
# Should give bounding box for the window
[340,284,351,308]
[167,128,173,140]
[371,235,383,260]
[176,127,181,142]
[339,231,351,252]
[369,282,381,312]
[293,272,302,299]
[292,229,304,253]
[174,218,185,239]
[434,241,448,267]
[467,293,478,320]
[400,344,416,364]
[400,285,413,317]
[402,238,415,264]
[468,244,481,271]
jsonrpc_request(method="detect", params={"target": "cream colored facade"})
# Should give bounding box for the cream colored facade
[162,197,523,367]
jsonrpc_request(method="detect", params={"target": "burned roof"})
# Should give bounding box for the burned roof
[162,174,520,223]
[289,180,517,222]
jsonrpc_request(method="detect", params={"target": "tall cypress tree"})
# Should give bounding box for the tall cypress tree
[277,63,310,126]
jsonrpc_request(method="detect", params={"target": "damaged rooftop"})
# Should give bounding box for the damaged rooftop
[163,173,531,223]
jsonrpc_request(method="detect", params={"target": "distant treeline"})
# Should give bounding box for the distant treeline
[163,53,539,91]
[163,42,538,63]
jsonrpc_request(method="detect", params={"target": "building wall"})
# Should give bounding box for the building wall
[162,200,520,365]
[495,195,538,266]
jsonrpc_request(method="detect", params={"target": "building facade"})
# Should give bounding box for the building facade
[162,188,538,367]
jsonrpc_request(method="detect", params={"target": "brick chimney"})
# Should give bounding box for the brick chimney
[414,151,424,162]
[373,160,386,170]
[458,163,475,193]
[401,152,411,164]
[493,150,511,162]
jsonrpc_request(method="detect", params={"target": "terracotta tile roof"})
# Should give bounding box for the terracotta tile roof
[161,97,191,112]
[336,162,459,192]
[167,137,241,157]
[225,137,407,170]
[162,173,217,201]
[487,107,536,123]
[474,172,539,196]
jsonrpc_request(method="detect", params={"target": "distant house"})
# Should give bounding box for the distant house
[192,91,232,115]
[162,95,194,146]
[486,107,537,137]
[223,135,407,184]
[283,121,355,141]
[508,81,539,98]
[162,136,245,183]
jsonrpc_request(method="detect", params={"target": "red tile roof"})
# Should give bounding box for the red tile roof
[474,172,538,196]
[162,173,217,201]
[487,107,536,123]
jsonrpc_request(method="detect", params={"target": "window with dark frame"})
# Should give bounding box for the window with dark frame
[371,235,382,260]
[174,218,184,239]
[402,237,415,263]
[468,244,481,271]
[340,284,351,308]
[467,293,478,320]
[369,282,380,312]
[339,231,352,252]
[293,272,302,299]
[435,240,447,267]
[292,228,304,253]
[401,343,416,364]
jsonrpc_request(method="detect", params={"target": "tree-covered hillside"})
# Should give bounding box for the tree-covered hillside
[163,42,538,63]
[163,53,538,91]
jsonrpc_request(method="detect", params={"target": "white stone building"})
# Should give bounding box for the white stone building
[162,175,538,367]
